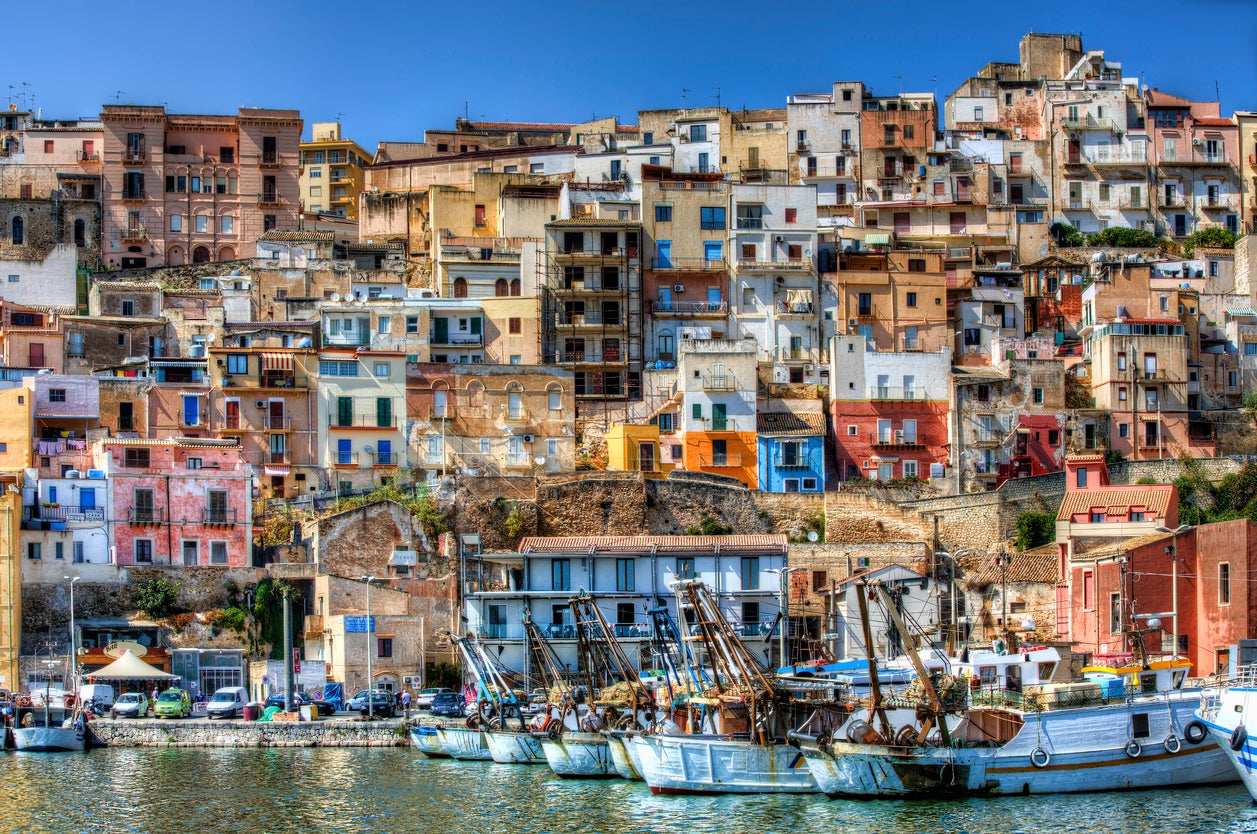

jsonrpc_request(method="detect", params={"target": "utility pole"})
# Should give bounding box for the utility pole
[282,586,293,712]
[362,576,376,717]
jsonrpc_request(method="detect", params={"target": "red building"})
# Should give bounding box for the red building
[1066,519,1257,677]
[103,437,252,567]
[1006,413,1065,481]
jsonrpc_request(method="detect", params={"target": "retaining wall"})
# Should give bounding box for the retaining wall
[88,717,411,748]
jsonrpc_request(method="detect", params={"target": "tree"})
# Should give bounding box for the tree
[1050,222,1084,247]
[1084,227,1161,248]
[134,577,181,620]
[1184,226,1237,256]
[1015,511,1056,551]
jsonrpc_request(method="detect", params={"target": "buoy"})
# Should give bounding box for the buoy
[1125,739,1142,758]
[1163,735,1182,754]
[1030,747,1051,768]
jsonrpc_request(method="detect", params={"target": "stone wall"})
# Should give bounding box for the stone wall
[787,541,931,610]
[88,717,410,747]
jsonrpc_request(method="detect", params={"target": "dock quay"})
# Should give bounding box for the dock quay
[86,716,425,748]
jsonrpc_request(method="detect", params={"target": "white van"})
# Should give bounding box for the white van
[206,686,249,719]
[79,684,115,708]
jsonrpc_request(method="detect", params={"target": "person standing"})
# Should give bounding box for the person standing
[151,685,159,715]
[401,690,411,718]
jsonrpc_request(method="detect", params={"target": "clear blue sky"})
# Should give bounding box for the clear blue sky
[7,1,1257,150]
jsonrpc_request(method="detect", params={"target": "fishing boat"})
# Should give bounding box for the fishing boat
[1196,664,1257,799]
[482,620,565,765]
[13,690,85,752]
[635,580,849,795]
[540,596,655,779]
[408,724,449,758]
[435,724,493,760]
[795,578,1233,797]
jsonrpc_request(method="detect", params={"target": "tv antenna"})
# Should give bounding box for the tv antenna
[680,88,690,106]
[712,87,721,108]
[114,90,126,103]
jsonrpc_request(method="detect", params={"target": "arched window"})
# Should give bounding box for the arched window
[217,245,235,261]
[494,278,508,297]
[466,381,486,416]
[506,381,524,420]
[545,382,564,411]
[11,216,23,245]
[431,380,451,419]
[510,278,521,296]
[453,277,468,298]
[73,219,86,247]
[167,246,184,266]
[193,245,211,264]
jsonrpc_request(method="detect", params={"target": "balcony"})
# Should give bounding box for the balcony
[500,406,530,423]
[701,374,738,392]
[971,430,1003,448]
[202,509,239,526]
[1249,153,1257,169]
[266,451,290,465]
[22,506,105,529]
[120,189,145,203]
[773,455,812,469]
[553,247,630,261]
[1087,151,1148,167]
[122,149,145,165]
[1158,193,1187,209]
[1064,199,1093,212]
[554,312,622,328]
[1063,156,1087,168]
[737,259,811,273]
[257,193,287,209]
[503,453,532,470]
[428,407,453,421]
[775,301,815,317]
[1161,150,1232,166]
[1201,198,1238,212]
[554,280,623,294]
[871,434,924,450]
[372,452,399,467]
[651,257,726,272]
[265,415,293,431]
[699,454,742,468]
[651,300,727,316]
[76,151,99,164]
[1138,368,1174,383]
[1060,116,1115,131]
[334,453,360,467]
[259,153,285,169]
[868,386,921,401]
[1120,199,1148,211]
[735,217,764,229]
[429,333,483,348]
[127,509,167,525]
[329,415,399,430]
[120,225,147,243]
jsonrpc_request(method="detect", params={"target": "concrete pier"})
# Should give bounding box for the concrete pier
[87,717,413,748]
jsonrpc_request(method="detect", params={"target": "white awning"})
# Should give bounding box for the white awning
[262,353,294,372]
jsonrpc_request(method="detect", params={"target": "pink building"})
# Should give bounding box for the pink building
[102,438,252,567]
[99,105,302,269]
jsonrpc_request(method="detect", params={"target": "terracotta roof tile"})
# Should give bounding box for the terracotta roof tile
[1146,89,1194,108]
[1057,486,1174,520]
[756,412,825,436]
[258,231,333,243]
[1072,531,1173,561]
[970,548,1058,585]
[519,534,787,552]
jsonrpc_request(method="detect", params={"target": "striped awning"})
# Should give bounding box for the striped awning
[262,353,294,372]
[264,465,290,476]
[1226,305,1257,318]
[866,233,891,245]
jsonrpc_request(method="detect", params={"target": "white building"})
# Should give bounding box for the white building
[787,82,864,213]
[463,535,789,672]
[825,564,940,660]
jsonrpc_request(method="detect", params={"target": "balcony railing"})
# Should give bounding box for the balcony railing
[1139,368,1172,382]
[773,455,812,468]
[871,434,923,449]
[122,149,145,164]
[372,452,398,466]
[259,152,284,168]
[971,430,1002,447]
[554,312,622,327]
[23,506,105,525]
[504,453,532,469]
[329,415,399,430]
[652,300,727,315]
[1161,150,1232,166]
[202,509,238,525]
[120,225,147,242]
[257,193,287,208]
[702,374,738,392]
[334,453,360,467]
[1086,151,1148,166]
[868,386,921,400]
[555,280,622,293]
[736,217,764,229]
[651,257,726,271]
[738,259,811,272]
[267,451,289,464]
[428,333,483,347]
[127,508,166,525]
[776,301,815,315]
[1158,194,1187,209]
[1060,116,1115,130]
[265,415,293,431]
[699,454,742,468]
[428,407,453,421]
[76,151,99,163]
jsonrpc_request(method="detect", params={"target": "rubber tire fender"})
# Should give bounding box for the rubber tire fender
[1029,747,1051,768]
[1230,724,1248,752]
[1163,735,1182,754]
[1184,721,1208,745]
[1125,739,1142,758]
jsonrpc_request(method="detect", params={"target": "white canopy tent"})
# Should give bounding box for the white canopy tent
[85,650,178,681]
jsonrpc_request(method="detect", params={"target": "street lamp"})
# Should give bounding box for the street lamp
[361,575,377,718]
[1155,524,1194,659]
[64,576,80,694]
[768,567,799,669]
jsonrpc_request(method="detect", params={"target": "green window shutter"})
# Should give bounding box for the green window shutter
[377,397,392,428]
[692,403,702,420]
[470,317,482,335]
[337,396,353,427]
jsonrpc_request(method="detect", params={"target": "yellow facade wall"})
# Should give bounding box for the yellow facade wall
[0,388,34,473]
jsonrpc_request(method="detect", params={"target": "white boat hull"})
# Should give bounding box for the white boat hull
[409,726,449,758]
[484,730,546,764]
[804,695,1233,797]
[606,734,642,780]
[436,726,493,761]
[541,732,617,778]
[1198,682,1257,800]
[13,726,85,752]
[635,734,817,795]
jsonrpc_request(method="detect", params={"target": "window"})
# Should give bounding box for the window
[700,206,725,229]
[126,449,151,470]
[1090,512,1106,523]
[318,360,359,377]
[170,214,182,232]
[374,362,390,378]
[903,124,915,139]
[377,316,391,335]
[406,316,418,334]
[906,292,917,307]
[226,354,248,374]
[847,425,857,436]
[220,215,234,235]
[740,557,760,590]
[616,558,635,592]
[195,215,208,233]
[1083,569,1094,610]
[377,638,393,658]
[187,457,203,470]
[207,489,228,524]
[210,541,228,565]
[677,557,695,580]
[48,388,66,403]
[902,460,918,479]
[27,542,40,561]
[690,124,706,142]
[474,204,486,227]
[1076,468,1087,488]
[908,259,925,273]
[134,539,152,564]
[785,208,798,223]
[551,558,571,591]
[1033,387,1043,404]
[654,204,672,222]
[1220,562,1231,605]
[509,317,521,334]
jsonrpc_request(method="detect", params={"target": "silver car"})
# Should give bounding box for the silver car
[110,692,149,719]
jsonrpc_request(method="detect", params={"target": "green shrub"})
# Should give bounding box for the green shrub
[134,577,181,620]
[1015,511,1056,551]
[1084,227,1161,248]
[1051,222,1084,247]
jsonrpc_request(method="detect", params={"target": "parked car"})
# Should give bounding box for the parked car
[263,692,336,716]
[345,689,392,712]
[356,691,396,718]
[110,692,149,719]
[415,687,454,710]
[153,688,192,719]
[430,692,464,718]
[206,686,249,719]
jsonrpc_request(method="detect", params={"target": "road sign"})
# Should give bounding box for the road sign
[345,616,375,633]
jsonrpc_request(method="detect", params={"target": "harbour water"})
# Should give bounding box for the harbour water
[4,747,1257,833]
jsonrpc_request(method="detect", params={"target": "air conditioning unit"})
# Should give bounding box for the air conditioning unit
[255,401,266,408]
[522,434,535,443]
[894,430,905,443]
[804,364,815,373]
[188,345,206,358]
[673,284,685,292]
[215,358,225,366]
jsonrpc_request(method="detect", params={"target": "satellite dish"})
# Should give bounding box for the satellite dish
[364,445,374,454]
[1021,617,1036,632]
[533,456,546,466]
[206,332,217,343]
[806,531,819,542]
[330,293,341,302]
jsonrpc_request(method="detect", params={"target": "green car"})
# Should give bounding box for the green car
[153,688,192,718]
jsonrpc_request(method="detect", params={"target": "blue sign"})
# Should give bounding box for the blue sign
[344,616,375,633]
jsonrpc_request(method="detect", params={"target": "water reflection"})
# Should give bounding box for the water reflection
[1,748,1256,834]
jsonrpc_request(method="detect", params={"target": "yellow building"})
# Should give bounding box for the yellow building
[605,423,672,477]
[0,487,19,690]
[0,387,34,472]
[300,122,371,220]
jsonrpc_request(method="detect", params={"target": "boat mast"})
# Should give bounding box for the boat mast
[856,580,892,739]
[875,582,951,747]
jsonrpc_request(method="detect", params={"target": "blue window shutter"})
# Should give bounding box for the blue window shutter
[183,395,198,425]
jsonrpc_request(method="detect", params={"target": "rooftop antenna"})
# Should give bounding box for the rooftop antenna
[114,90,125,103]
[464,100,469,121]
[6,85,13,107]
[1215,80,1221,105]
[896,75,903,96]
[680,88,690,107]
[713,87,721,108]
[20,81,29,109]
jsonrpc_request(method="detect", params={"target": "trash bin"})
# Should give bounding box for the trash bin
[243,703,259,722]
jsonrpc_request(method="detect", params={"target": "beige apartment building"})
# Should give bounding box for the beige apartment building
[299,122,371,219]
[830,248,951,353]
